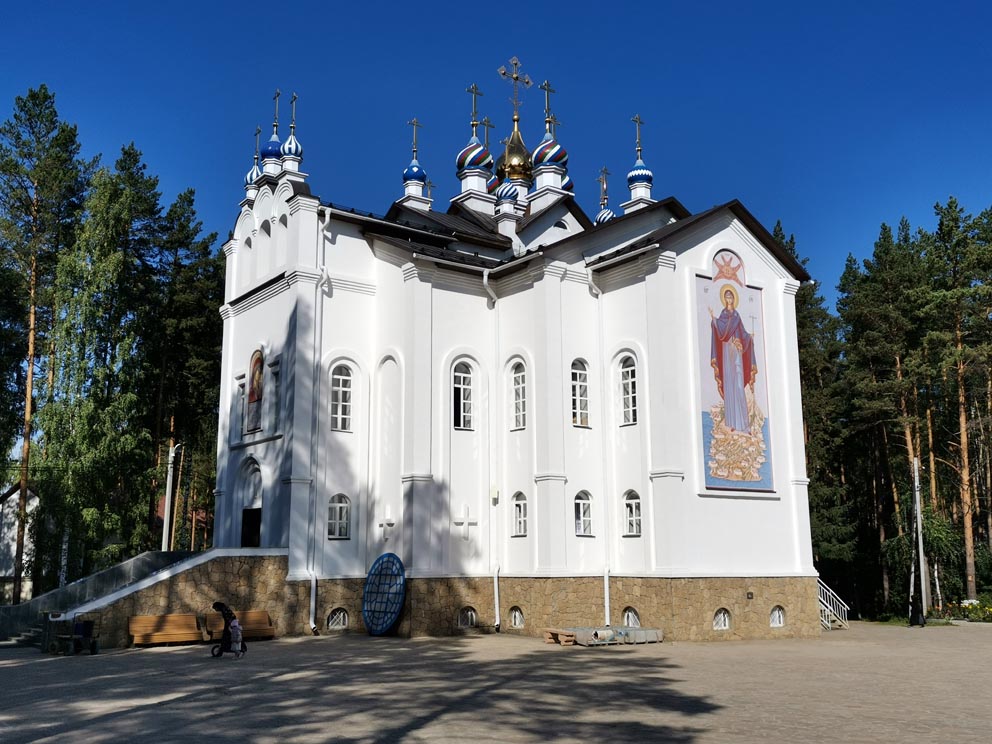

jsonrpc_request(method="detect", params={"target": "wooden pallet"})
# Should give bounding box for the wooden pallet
[542,628,576,646]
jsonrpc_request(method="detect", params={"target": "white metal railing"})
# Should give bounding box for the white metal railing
[817,578,849,630]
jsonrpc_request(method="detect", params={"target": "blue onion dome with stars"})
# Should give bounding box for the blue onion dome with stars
[595,206,615,225]
[486,174,500,194]
[494,180,518,203]
[456,136,494,173]
[627,158,653,186]
[561,174,574,192]
[531,131,568,168]
[261,131,282,160]
[403,158,428,183]
[281,131,303,158]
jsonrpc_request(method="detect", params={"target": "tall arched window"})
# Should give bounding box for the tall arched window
[331,365,353,432]
[453,362,473,430]
[246,350,264,432]
[624,491,642,536]
[512,492,527,536]
[328,494,351,539]
[574,491,593,536]
[571,360,589,427]
[511,362,526,430]
[620,356,637,425]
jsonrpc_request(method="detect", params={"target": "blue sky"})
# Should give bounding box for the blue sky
[3,1,991,308]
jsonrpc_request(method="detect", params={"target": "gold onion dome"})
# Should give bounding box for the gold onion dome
[497,120,532,183]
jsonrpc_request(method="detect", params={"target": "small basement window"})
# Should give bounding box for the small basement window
[713,608,731,631]
[458,606,478,628]
[327,608,349,630]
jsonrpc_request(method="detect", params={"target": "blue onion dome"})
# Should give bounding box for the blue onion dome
[532,132,568,168]
[486,174,500,194]
[627,158,653,186]
[244,160,262,187]
[561,174,574,192]
[403,158,428,183]
[594,207,615,225]
[494,181,518,203]
[456,136,494,172]
[261,132,282,160]
[281,132,303,158]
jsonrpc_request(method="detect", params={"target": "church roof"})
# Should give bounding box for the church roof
[384,202,511,249]
[516,193,594,232]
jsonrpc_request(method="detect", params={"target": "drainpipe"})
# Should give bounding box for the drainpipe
[604,564,611,626]
[482,269,498,306]
[586,267,602,298]
[589,264,610,626]
[493,563,501,631]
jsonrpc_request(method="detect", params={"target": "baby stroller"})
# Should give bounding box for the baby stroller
[210,601,248,658]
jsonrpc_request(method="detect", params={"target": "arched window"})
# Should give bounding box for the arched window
[511,362,526,430]
[246,350,264,432]
[331,365,353,432]
[770,605,785,628]
[713,608,731,631]
[571,360,589,427]
[574,491,592,536]
[624,491,641,536]
[620,355,637,425]
[512,492,527,536]
[328,494,351,539]
[509,606,525,628]
[622,607,641,628]
[327,608,349,630]
[458,606,478,628]
[453,362,473,430]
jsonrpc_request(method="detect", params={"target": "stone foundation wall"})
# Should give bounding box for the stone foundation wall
[88,553,819,646]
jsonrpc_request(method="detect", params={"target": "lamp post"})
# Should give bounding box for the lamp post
[161,443,183,551]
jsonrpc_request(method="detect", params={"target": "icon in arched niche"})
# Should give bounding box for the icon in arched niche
[696,250,772,489]
[246,350,263,432]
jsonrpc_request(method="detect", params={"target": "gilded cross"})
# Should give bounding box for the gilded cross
[497,56,532,118]
[632,113,645,159]
[598,166,611,208]
[539,79,556,131]
[481,116,495,147]
[407,117,422,159]
[452,504,478,541]
[466,83,483,136]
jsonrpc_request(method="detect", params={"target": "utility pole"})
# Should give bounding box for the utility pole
[161,442,183,551]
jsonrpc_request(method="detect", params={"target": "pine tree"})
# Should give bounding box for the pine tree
[0,85,92,602]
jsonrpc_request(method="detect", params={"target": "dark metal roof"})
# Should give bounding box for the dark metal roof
[366,232,502,271]
[384,202,510,249]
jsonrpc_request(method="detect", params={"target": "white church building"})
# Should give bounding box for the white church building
[212,64,820,640]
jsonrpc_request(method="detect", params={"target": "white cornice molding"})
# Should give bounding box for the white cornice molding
[649,469,685,481]
[326,273,377,296]
[401,473,434,483]
[783,279,801,296]
[534,472,568,483]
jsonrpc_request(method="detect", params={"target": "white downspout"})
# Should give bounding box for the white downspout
[306,219,327,636]
[482,268,498,306]
[604,565,611,626]
[493,563,501,631]
[589,265,610,626]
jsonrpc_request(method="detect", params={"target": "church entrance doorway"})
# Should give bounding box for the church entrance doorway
[241,508,261,547]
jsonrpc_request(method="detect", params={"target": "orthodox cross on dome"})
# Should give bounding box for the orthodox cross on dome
[452,504,479,541]
[539,79,556,132]
[466,83,483,138]
[549,112,561,137]
[427,178,435,199]
[631,113,645,159]
[407,117,422,160]
[253,125,261,160]
[598,166,611,208]
[497,56,532,121]
[290,92,298,134]
[271,89,281,135]
[481,116,495,147]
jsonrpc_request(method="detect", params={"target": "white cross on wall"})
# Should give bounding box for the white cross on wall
[378,510,396,541]
[452,504,479,541]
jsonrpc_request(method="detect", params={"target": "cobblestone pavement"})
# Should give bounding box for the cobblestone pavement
[0,621,988,742]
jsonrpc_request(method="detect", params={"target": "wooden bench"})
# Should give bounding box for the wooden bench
[205,610,275,641]
[542,628,576,646]
[128,614,204,646]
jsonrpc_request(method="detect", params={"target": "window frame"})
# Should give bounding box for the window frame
[574,491,593,536]
[511,362,526,430]
[620,355,638,426]
[327,493,351,540]
[623,491,642,537]
[330,364,353,432]
[571,360,590,427]
[453,361,474,431]
[512,492,527,537]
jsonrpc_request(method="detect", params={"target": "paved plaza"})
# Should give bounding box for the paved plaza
[0,621,989,742]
